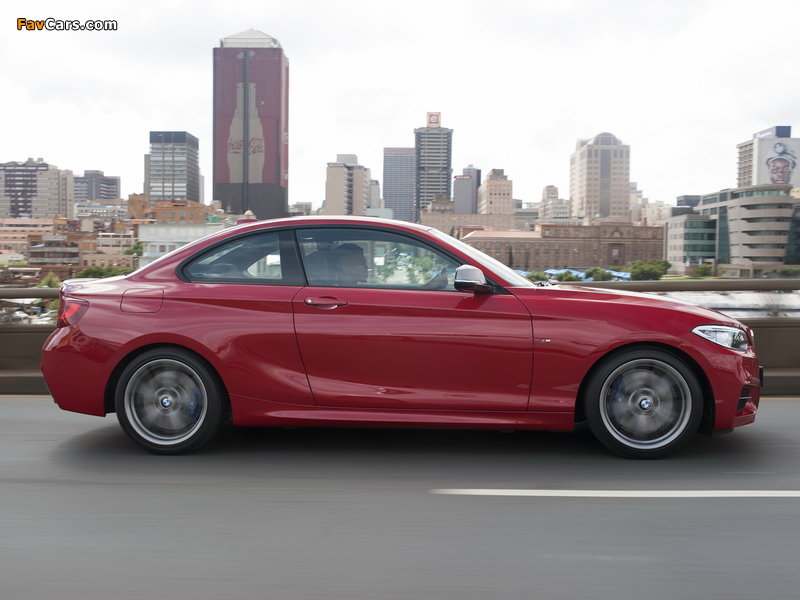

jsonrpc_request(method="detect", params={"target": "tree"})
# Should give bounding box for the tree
[526,271,549,282]
[35,271,62,311]
[651,259,672,273]
[778,266,800,278]
[692,264,713,277]
[555,272,582,282]
[75,266,133,279]
[123,241,143,256]
[628,260,665,281]
[36,271,61,288]
[584,267,613,281]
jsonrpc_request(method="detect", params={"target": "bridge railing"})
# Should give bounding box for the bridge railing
[1,281,798,396]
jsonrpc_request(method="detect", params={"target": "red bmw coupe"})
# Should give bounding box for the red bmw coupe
[41,216,761,458]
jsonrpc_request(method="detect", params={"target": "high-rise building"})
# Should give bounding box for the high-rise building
[477,169,513,214]
[213,29,289,219]
[383,147,415,222]
[453,165,480,214]
[73,170,120,202]
[0,159,73,219]
[324,155,371,215]
[144,132,200,205]
[737,126,798,188]
[414,113,453,222]
[569,132,631,223]
[539,185,570,220]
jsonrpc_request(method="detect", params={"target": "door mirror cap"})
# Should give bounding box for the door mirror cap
[454,265,493,294]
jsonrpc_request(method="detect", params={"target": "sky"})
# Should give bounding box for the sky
[2,0,799,211]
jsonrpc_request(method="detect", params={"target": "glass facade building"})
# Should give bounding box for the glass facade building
[144,132,199,205]
[383,148,415,222]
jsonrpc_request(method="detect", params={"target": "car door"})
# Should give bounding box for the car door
[292,226,534,411]
[179,228,315,405]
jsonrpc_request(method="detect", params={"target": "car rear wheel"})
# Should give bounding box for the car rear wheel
[115,348,227,454]
[585,348,703,459]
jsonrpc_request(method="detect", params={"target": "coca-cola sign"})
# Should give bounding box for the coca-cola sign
[227,137,265,155]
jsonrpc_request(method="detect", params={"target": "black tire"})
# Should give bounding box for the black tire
[585,348,703,459]
[115,348,227,454]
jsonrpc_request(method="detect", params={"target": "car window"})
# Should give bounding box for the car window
[182,230,303,285]
[297,228,460,290]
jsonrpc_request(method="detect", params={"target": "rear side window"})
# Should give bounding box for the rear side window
[182,230,303,285]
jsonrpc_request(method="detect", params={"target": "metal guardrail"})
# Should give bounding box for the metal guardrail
[1,282,799,396]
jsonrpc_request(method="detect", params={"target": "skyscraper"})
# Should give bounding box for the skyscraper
[414,113,453,222]
[0,159,73,219]
[213,29,289,219]
[73,170,121,202]
[383,147,415,222]
[477,169,513,214]
[453,165,480,214]
[324,154,371,215]
[569,132,631,223]
[144,132,200,204]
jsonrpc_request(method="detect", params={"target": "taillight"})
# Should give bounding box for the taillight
[57,297,89,328]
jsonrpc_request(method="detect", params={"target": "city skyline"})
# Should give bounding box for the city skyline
[3,0,799,211]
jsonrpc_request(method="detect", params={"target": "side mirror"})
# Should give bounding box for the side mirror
[454,265,493,294]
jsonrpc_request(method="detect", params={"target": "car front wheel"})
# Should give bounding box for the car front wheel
[585,348,703,459]
[115,348,227,454]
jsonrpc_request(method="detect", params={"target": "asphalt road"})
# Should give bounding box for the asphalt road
[2,395,800,600]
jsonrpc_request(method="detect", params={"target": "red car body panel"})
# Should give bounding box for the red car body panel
[40,216,761,447]
[509,285,762,429]
[293,287,533,410]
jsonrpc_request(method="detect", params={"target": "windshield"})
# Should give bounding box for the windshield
[428,229,535,288]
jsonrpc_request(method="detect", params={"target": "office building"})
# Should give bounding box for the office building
[665,214,718,275]
[213,29,289,219]
[0,159,73,219]
[144,131,200,205]
[539,185,570,220]
[414,113,453,221]
[477,169,513,214]
[569,132,631,223]
[383,147,415,222]
[73,170,121,202]
[324,155,371,216]
[453,165,480,214]
[666,183,800,277]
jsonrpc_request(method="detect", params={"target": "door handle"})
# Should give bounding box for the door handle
[304,296,349,308]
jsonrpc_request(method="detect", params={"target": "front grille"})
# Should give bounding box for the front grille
[737,386,751,411]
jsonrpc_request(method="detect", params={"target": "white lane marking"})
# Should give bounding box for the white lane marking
[431,489,800,498]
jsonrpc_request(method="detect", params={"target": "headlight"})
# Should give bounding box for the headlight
[692,325,750,351]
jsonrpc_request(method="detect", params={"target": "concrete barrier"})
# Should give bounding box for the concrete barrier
[0,324,54,395]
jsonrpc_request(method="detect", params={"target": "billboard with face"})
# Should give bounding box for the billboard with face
[755,138,800,185]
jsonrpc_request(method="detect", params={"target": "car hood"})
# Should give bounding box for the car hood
[515,284,741,326]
